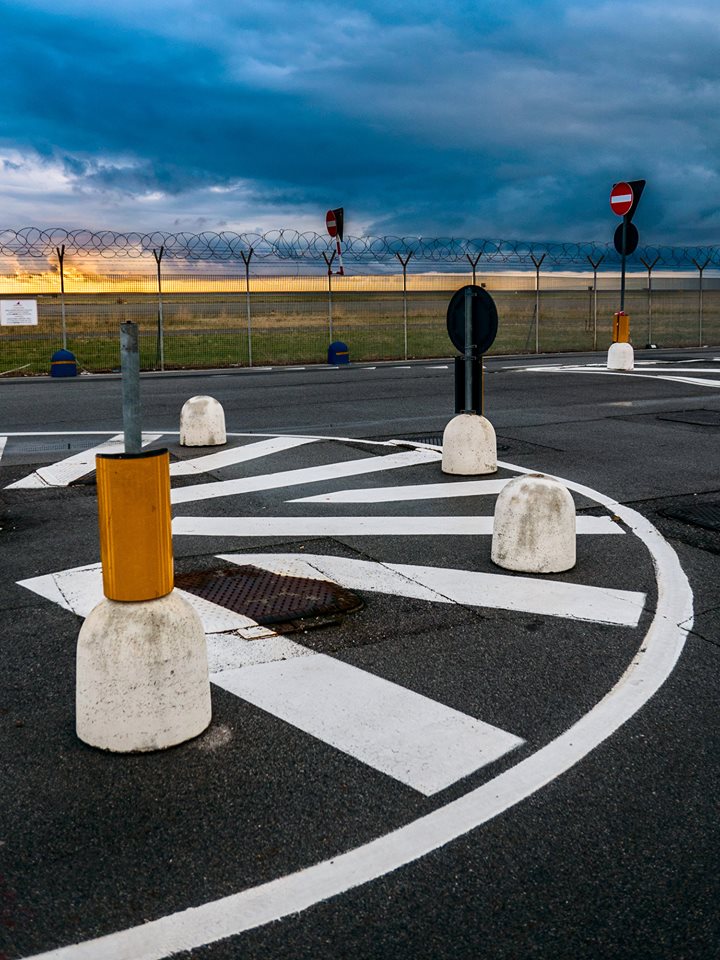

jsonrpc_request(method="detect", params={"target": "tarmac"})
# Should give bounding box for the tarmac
[1,348,719,960]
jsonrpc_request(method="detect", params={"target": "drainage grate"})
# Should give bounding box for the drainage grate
[175,564,363,631]
[660,501,720,532]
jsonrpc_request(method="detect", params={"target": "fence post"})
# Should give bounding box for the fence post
[395,251,413,360]
[153,246,165,371]
[240,248,254,366]
[531,254,545,354]
[56,244,67,350]
[692,257,711,347]
[587,255,604,351]
[640,255,660,346]
[323,251,336,342]
[466,252,482,286]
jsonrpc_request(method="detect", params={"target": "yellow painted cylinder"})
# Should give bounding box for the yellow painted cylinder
[96,449,174,601]
[612,311,631,343]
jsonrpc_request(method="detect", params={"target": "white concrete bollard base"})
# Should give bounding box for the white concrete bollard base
[491,473,576,573]
[442,413,497,475]
[607,342,634,371]
[180,395,227,446]
[76,590,212,752]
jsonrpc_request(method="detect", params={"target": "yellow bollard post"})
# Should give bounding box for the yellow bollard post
[96,448,174,601]
[612,311,631,343]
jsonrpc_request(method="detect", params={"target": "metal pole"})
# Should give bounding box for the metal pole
[395,252,412,360]
[153,246,164,371]
[464,286,475,413]
[466,252,482,286]
[531,254,545,354]
[587,255,604,351]
[640,255,660,346]
[120,321,141,454]
[620,217,628,312]
[323,252,335,342]
[56,245,67,350]
[241,248,254,366]
[693,258,710,347]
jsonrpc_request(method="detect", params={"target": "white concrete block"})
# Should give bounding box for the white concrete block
[491,473,576,573]
[76,590,212,752]
[179,395,227,447]
[441,413,497,476]
[607,341,634,371]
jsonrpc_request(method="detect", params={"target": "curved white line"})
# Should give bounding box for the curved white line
[24,456,694,960]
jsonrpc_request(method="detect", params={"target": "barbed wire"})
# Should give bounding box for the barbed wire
[0,227,717,269]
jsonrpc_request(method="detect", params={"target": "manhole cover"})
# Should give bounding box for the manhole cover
[175,564,363,632]
[660,501,720,532]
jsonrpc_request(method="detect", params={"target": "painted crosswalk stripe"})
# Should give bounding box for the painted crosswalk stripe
[290,478,510,503]
[4,432,162,488]
[170,436,317,477]
[173,514,623,538]
[212,654,523,796]
[16,560,522,794]
[170,448,441,504]
[219,553,645,626]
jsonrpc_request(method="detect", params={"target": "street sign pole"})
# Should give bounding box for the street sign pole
[464,287,475,413]
[620,216,628,312]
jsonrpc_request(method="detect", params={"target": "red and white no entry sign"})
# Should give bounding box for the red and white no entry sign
[326,210,337,237]
[610,182,634,217]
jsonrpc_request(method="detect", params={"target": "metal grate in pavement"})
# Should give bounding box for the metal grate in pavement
[175,564,363,631]
[660,501,720,532]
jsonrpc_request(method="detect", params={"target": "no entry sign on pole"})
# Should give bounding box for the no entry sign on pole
[610,182,634,217]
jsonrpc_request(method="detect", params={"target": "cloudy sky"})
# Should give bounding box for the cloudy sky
[1,0,718,244]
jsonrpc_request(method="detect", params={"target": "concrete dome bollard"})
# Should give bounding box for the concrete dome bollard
[76,590,211,752]
[442,413,497,475]
[491,473,576,573]
[607,342,634,371]
[180,395,227,446]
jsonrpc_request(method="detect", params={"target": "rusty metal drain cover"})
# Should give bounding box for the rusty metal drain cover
[661,501,720,532]
[175,564,363,631]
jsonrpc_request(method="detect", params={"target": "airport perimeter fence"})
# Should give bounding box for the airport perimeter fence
[1,228,719,374]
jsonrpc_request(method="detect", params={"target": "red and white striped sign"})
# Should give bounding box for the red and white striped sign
[610,182,634,217]
[326,210,338,237]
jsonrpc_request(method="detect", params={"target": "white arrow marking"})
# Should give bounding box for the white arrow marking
[170,436,317,476]
[4,433,162,488]
[173,515,623,538]
[170,448,441,504]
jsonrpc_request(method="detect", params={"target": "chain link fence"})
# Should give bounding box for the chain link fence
[1,229,718,374]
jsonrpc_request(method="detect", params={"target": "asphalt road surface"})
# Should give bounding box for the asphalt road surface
[1,348,719,960]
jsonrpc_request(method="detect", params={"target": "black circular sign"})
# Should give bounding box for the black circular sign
[614,221,639,256]
[446,285,498,356]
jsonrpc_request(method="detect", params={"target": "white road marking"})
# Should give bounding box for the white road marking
[170,448,441,504]
[173,514,624,538]
[170,436,317,476]
[520,365,720,389]
[214,654,523,796]
[23,490,693,960]
[219,553,645,626]
[0,436,6,462]
[4,433,162,488]
[290,478,510,503]
[425,365,449,369]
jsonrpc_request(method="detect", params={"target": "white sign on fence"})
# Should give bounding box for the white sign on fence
[1,299,39,326]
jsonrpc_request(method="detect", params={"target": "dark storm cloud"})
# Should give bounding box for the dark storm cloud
[1,1,719,243]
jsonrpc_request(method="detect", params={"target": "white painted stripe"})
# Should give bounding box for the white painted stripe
[170,437,317,476]
[213,654,523,796]
[173,515,623,537]
[611,193,632,204]
[425,364,449,369]
[362,366,377,370]
[0,436,6,462]
[523,366,720,389]
[206,632,311,672]
[218,553,644,626]
[290,478,510,503]
[170,449,441,504]
[18,475,692,960]
[4,433,162,488]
